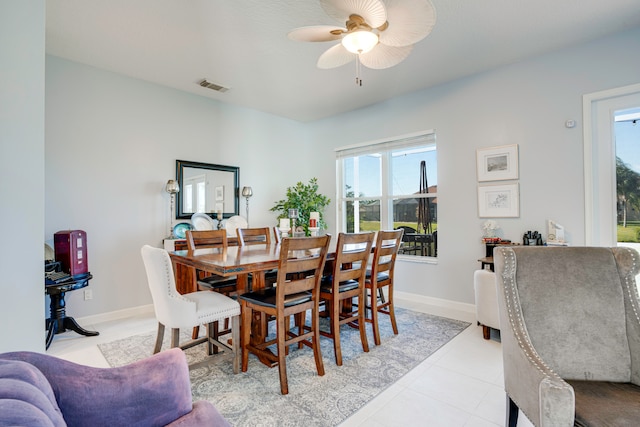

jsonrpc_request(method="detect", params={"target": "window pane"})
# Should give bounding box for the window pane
[343,154,381,198]
[391,147,437,196]
[196,182,206,213]
[184,184,193,213]
[344,200,381,232]
[393,198,437,257]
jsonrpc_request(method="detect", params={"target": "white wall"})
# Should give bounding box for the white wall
[308,27,640,304]
[0,0,45,352]
[46,56,311,318]
[40,26,640,325]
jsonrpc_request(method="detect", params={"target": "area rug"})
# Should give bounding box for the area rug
[98,308,469,426]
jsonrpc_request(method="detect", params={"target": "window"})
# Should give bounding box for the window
[183,174,207,214]
[336,131,437,258]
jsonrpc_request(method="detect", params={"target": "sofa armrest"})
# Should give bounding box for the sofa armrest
[1,349,195,427]
[166,401,231,427]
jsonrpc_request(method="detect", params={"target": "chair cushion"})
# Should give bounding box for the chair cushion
[197,274,237,290]
[239,287,312,308]
[320,277,359,293]
[183,291,240,324]
[0,359,66,427]
[568,380,640,427]
[365,270,389,282]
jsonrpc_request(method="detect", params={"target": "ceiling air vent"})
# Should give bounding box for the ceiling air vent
[199,79,229,93]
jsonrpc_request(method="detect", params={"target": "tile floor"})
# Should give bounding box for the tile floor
[47,304,534,427]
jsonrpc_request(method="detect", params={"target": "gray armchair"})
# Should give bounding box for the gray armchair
[494,246,640,426]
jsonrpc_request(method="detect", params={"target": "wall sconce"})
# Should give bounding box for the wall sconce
[242,186,253,226]
[165,179,179,238]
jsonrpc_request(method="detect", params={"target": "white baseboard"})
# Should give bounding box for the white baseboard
[395,291,476,324]
[75,293,476,326]
[76,304,155,326]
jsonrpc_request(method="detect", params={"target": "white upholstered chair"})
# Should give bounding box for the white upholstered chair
[473,269,500,339]
[140,245,240,373]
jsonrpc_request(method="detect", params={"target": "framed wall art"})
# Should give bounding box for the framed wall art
[478,183,520,218]
[215,185,224,201]
[476,144,519,182]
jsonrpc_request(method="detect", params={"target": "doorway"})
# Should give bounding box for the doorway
[584,83,640,246]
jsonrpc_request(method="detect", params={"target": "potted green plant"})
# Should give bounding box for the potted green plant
[270,177,330,236]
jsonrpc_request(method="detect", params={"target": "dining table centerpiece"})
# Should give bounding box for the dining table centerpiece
[270,177,330,236]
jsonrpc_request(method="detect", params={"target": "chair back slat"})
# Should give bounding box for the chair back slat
[370,230,403,278]
[237,227,271,246]
[332,232,375,287]
[276,235,331,304]
[186,229,228,250]
[273,226,282,244]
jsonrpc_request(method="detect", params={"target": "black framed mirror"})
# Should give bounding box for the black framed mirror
[175,160,240,220]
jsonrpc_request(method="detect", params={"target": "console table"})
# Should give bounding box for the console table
[45,273,99,349]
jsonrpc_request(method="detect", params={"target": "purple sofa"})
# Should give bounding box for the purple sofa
[0,348,230,427]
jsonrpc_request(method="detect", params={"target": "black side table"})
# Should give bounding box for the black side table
[45,273,99,349]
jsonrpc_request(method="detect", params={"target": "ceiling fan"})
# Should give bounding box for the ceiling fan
[288,0,436,85]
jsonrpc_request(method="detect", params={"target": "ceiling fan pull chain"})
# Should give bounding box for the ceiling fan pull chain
[356,55,363,86]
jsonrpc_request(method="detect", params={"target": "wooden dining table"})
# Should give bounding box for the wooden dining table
[169,243,333,367]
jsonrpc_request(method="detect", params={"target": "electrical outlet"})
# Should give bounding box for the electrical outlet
[84,289,93,300]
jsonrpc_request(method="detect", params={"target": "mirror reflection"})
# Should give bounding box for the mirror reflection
[175,160,239,219]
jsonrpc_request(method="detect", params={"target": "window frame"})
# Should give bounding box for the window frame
[335,130,437,260]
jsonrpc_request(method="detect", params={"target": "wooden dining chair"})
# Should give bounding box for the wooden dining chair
[319,232,374,365]
[185,230,238,294]
[238,235,331,395]
[237,227,278,287]
[365,229,403,346]
[185,229,238,342]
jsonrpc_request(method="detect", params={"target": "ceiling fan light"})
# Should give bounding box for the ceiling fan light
[342,30,378,54]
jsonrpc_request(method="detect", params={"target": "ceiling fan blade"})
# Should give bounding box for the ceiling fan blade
[359,44,413,69]
[317,43,356,69]
[378,0,436,47]
[320,0,387,29]
[288,26,344,42]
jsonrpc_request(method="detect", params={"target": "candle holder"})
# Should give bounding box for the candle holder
[279,227,291,238]
[288,208,299,235]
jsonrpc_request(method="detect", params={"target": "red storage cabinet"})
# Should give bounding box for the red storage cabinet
[54,230,88,276]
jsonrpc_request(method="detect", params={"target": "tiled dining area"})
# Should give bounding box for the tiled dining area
[47,301,534,427]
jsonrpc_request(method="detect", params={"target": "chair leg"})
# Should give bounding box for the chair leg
[206,322,214,356]
[507,395,519,427]
[331,297,343,366]
[241,303,252,372]
[311,307,325,377]
[482,325,491,340]
[370,287,382,346]
[357,292,369,354]
[192,326,199,339]
[153,322,165,354]
[211,320,220,354]
[276,313,289,395]
[231,314,240,374]
[388,287,398,335]
[170,328,180,348]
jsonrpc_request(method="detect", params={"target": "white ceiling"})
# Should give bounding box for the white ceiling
[46,0,640,122]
